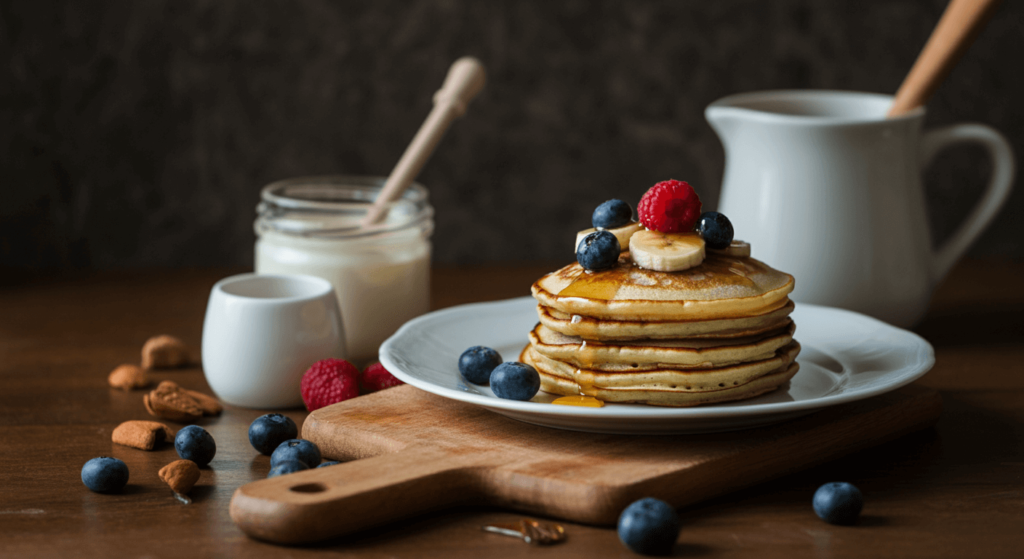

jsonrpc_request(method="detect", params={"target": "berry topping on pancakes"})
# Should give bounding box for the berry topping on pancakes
[638,180,702,233]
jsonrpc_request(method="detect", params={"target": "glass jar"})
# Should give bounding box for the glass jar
[255,176,433,364]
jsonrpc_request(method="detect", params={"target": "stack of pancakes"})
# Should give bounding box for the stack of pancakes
[522,247,800,407]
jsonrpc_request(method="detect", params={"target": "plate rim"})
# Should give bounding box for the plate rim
[379,296,935,420]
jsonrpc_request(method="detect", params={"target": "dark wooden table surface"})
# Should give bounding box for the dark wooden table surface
[2,261,1023,558]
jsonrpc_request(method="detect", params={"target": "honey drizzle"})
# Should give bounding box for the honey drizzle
[570,340,603,400]
[555,252,758,302]
[577,340,599,368]
[556,268,623,300]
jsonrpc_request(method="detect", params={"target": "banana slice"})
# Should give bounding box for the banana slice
[629,230,705,272]
[575,222,642,252]
[709,240,751,258]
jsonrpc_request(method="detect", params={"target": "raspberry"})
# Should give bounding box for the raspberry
[300,358,360,411]
[637,180,702,233]
[361,362,404,393]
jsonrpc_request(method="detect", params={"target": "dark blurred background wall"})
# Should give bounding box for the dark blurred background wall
[2,0,1022,270]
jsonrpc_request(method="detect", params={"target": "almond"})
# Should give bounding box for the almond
[159,459,200,495]
[107,364,150,391]
[111,420,175,450]
[144,381,205,423]
[142,335,191,369]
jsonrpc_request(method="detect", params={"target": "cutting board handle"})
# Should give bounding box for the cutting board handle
[229,445,478,544]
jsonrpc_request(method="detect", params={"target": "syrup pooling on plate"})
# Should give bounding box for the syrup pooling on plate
[551,395,604,407]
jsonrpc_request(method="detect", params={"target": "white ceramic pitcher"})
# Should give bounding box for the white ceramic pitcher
[706,90,1015,327]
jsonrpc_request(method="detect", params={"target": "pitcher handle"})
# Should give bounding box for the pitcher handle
[922,124,1015,283]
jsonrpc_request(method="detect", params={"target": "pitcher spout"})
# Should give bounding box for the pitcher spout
[704,105,748,144]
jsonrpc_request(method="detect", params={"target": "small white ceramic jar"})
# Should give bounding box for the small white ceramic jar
[254,176,433,364]
[202,273,345,408]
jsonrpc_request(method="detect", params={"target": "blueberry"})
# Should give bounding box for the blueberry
[813,482,863,525]
[81,457,129,493]
[174,425,216,467]
[592,199,633,229]
[576,230,620,271]
[617,497,681,556]
[270,439,321,469]
[267,459,308,478]
[490,362,541,401]
[317,460,341,468]
[248,413,299,456]
[697,211,734,250]
[458,346,503,385]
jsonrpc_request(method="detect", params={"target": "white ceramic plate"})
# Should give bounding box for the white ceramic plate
[380,297,935,434]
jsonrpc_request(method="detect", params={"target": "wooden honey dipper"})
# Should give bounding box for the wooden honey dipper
[361,57,486,227]
[888,0,1003,117]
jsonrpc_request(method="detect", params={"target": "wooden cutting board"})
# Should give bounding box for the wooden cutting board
[230,383,941,545]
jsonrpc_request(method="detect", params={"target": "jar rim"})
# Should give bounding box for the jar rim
[256,175,433,239]
[261,175,428,208]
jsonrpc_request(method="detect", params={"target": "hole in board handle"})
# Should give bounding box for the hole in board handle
[290,483,328,493]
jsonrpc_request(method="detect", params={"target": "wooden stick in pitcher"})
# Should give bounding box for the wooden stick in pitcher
[888,0,1003,118]
[361,57,486,227]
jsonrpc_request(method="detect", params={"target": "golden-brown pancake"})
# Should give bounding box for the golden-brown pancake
[523,342,800,390]
[528,322,796,370]
[532,251,794,321]
[537,300,794,340]
[530,356,800,407]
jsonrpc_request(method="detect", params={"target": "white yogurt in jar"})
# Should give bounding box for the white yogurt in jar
[254,176,433,364]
